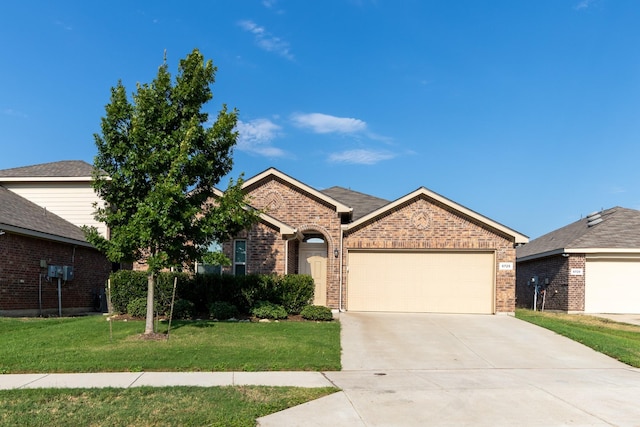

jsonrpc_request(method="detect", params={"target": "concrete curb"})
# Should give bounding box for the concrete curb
[0,371,335,390]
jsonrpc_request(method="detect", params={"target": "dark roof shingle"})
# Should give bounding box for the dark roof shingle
[321,186,389,221]
[517,206,640,259]
[0,160,94,178]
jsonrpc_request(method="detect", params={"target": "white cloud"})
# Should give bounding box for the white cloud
[328,149,395,165]
[54,20,72,31]
[1,108,27,118]
[236,118,286,157]
[238,20,293,60]
[575,0,595,10]
[610,186,626,194]
[291,113,367,134]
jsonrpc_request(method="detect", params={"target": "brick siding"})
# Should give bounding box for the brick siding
[0,232,111,316]
[344,196,516,313]
[515,254,585,312]
[235,177,343,307]
[230,177,518,313]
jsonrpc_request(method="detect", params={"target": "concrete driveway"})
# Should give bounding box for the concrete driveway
[259,312,640,426]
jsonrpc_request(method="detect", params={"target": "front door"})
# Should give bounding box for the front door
[299,241,327,306]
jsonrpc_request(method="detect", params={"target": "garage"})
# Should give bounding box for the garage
[584,256,640,313]
[347,250,495,314]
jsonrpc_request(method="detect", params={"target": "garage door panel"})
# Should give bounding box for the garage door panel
[585,259,640,314]
[347,251,494,314]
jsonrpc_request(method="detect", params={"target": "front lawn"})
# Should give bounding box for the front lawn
[516,309,640,367]
[0,315,341,373]
[0,386,337,427]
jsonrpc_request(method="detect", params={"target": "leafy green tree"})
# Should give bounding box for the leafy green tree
[85,49,259,334]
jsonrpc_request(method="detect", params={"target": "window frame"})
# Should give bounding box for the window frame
[233,239,247,276]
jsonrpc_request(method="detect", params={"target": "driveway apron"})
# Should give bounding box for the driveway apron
[260,312,640,426]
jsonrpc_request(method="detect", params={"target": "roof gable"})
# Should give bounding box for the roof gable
[517,207,640,260]
[0,185,91,246]
[242,168,352,215]
[345,186,528,243]
[0,160,95,182]
[210,187,296,237]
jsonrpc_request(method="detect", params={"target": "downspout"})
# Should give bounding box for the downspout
[339,225,344,311]
[38,273,43,317]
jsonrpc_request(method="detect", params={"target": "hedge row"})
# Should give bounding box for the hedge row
[108,270,315,316]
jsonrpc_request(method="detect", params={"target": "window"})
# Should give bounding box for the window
[234,240,246,276]
[196,241,223,275]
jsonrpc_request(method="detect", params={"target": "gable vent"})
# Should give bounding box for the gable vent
[586,211,603,227]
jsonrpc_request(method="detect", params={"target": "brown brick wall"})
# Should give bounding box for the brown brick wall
[239,177,343,307]
[516,255,569,310]
[568,254,586,311]
[0,232,112,316]
[229,178,518,313]
[515,254,586,312]
[344,196,517,313]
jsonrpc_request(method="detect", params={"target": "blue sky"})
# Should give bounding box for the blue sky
[1,0,639,239]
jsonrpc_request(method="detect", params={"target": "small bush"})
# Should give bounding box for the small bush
[279,274,314,314]
[126,297,154,318]
[171,299,195,319]
[251,301,287,320]
[300,305,334,321]
[110,270,148,313]
[209,301,239,320]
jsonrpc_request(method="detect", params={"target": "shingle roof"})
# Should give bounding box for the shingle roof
[0,160,94,178]
[0,185,88,244]
[517,206,640,259]
[321,186,389,221]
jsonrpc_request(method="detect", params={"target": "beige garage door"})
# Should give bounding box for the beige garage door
[347,251,495,314]
[585,257,640,313]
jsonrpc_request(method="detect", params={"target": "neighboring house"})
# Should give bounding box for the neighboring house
[0,185,111,316]
[0,160,107,237]
[221,168,528,314]
[516,207,640,314]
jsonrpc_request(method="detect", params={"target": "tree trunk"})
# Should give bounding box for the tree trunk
[145,272,155,334]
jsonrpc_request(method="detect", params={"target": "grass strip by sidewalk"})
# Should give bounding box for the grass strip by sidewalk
[0,386,338,427]
[516,309,640,367]
[0,316,340,373]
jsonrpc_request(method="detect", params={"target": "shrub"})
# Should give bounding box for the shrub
[300,305,334,321]
[209,301,239,320]
[279,274,314,314]
[126,297,155,318]
[241,274,279,310]
[155,272,190,315]
[251,301,287,320]
[109,270,148,313]
[109,270,190,315]
[171,299,195,319]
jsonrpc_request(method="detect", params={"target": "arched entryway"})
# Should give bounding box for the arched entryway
[298,235,328,306]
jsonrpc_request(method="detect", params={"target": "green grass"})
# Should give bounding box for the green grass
[516,309,640,367]
[0,386,337,427]
[0,316,341,373]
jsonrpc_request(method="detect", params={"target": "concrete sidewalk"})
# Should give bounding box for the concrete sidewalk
[0,371,334,390]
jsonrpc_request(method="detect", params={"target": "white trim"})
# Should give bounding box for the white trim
[517,247,640,262]
[0,224,94,248]
[567,248,640,254]
[0,176,94,182]
[258,212,297,236]
[233,239,247,276]
[346,187,529,244]
[212,187,297,237]
[242,168,352,214]
[516,249,566,262]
